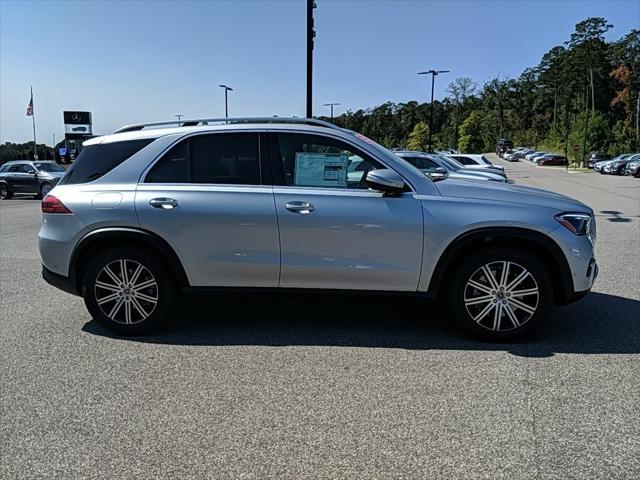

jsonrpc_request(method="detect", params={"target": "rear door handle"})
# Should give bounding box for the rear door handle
[149,197,179,209]
[285,201,315,214]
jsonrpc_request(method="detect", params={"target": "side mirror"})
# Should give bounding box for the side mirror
[365,169,405,194]
[428,167,448,180]
[27,169,37,175]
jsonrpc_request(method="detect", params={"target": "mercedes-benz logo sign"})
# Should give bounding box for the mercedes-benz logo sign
[72,113,81,122]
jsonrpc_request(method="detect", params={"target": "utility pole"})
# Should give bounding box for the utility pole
[175,114,183,125]
[323,102,341,121]
[636,91,639,148]
[582,81,589,168]
[418,69,449,152]
[306,0,316,118]
[219,85,233,118]
[589,68,595,114]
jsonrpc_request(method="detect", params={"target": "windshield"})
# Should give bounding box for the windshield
[34,162,65,173]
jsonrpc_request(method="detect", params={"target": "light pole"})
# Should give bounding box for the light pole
[418,69,449,152]
[323,102,341,121]
[219,84,233,118]
[306,0,316,118]
[175,114,183,125]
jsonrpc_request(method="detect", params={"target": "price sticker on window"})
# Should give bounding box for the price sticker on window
[294,153,348,187]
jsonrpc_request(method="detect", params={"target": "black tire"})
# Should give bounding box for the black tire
[38,182,53,199]
[0,182,13,200]
[446,247,552,341]
[82,248,176,335]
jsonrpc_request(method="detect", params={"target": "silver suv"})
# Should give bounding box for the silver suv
[39,117,598,340]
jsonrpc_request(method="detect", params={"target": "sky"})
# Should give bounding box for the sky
[1,0,638,144]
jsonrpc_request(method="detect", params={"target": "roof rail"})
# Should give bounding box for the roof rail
[112,116,339,134]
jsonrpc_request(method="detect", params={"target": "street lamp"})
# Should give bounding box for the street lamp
[219,84,233,118]
[418,69,449,152]
[323,102,341,121]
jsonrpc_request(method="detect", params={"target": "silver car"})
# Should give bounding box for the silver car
[39,117,597,340]
[395,151,507,182]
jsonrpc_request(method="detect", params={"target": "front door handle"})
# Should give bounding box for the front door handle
[149,197,179,209]
[285,201,315,214]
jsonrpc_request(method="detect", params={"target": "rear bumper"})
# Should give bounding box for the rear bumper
[42,265,80,296]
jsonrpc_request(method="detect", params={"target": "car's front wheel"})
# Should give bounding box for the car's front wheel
[83,249,176,335]
[0,183,13,200]
[447,247,552,340]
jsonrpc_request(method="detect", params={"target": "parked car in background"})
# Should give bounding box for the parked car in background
[587,152,611,169]
[525,151,544,161]
[503,149,516,161]
[531,152,549,163]
[437,149,458,155]
[0,160,66,199]
[38,116,597,340]
[625,156,640,177]
[594,154,632,173]
[514,149,535,161]
[447,154,506,175]
[537,154,568,166]
[495,138,513,156]
[603,153,639,175]
[395,151,507,182]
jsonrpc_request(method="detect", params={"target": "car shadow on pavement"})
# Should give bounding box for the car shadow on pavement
[598,210,633,222]
[82,291,640,358]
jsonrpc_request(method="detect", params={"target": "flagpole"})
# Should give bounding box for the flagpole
[31,86,38,159]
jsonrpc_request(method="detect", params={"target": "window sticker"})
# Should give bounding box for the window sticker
[294,153,348,188]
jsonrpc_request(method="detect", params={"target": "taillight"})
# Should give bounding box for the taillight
[41,195,71,214]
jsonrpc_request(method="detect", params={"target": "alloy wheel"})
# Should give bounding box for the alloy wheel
[41,184,52,196]
[94,259,158,324]
[463,261,539,332]
[0,185,7,199]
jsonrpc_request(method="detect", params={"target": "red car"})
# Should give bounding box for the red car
[537,154,567,166]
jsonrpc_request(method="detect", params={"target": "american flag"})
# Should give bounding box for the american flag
[26,92,33,116]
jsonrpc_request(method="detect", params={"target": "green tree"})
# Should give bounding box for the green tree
[406,122,430,151]
[458,111,484,153]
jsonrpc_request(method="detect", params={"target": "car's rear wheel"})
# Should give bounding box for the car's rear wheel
[0,183,13,200]
[82,249,176,335]
[446,247,552,340]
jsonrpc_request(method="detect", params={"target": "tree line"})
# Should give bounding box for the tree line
[320,18,638,162]
[0,142,55,164]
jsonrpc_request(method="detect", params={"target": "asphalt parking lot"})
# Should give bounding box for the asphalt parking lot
[1,156,639,479]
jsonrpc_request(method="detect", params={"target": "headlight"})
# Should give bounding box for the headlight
[555,213,592,236]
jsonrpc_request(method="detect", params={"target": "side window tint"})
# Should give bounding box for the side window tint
[456,156,474,165]
[146,140,188,183]
[9,164,24,172]
[276,133,382,189]
[191,133,260,185]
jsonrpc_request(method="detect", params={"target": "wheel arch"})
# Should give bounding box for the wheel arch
[70,227,190,295]
[428,227,574,305]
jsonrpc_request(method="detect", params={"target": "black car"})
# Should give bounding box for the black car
[587,152,611,169]
[496,138,513,156]
[0,161,66,199]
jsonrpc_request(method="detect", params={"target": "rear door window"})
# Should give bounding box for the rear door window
[146,140,189,183]
[59,138,155,185]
